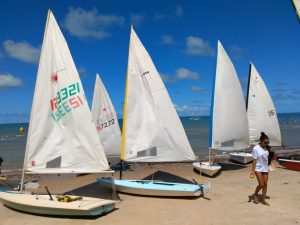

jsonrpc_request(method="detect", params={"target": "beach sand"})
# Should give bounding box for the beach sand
[0,158,299,225]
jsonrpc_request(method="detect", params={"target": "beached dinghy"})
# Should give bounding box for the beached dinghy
[0,191,115,216]
[192,161,221,177]
[228,152,253,164]
[278,158,300,171]
[0,10,116,216]
[98,27,206,197]
[97,178,203,197]
[195,41,249,175]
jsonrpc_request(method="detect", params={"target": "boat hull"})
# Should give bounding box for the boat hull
[229,152,253,164]
[278,159,300,171]
[193,162,222,177]
[97,178,206,197]
[0,191,116,216]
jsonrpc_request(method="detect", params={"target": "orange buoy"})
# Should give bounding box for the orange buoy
[19,126,25,133]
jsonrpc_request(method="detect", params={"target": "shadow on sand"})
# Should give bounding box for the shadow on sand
[247,193,270,203]
[142,170,195,184]
[64,181,120,200]
[218,162,247,171]
[193,168,222,178]
[192,161,246,178]
[4,204,118,220]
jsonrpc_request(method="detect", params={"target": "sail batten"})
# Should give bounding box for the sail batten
[210,41,250,151]
[123,27,195,162]
[247,63,282,146]
[24,10,110,174]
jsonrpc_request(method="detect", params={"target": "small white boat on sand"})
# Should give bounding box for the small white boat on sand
[193,161,221,177]
[229,152,253,164]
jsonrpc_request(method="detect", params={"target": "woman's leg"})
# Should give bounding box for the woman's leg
[253,172,264,203]
[261,172,270,206]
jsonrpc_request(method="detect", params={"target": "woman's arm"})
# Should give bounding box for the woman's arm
[251,159,257,175]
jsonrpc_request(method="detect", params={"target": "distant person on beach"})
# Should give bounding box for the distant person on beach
[250,132,270,206]
[0,156,3,174]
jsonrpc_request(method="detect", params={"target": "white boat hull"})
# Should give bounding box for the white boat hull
[0,191,116,216]
[193,162,222,177]
[229,152,253,164]
[97,178,207,197]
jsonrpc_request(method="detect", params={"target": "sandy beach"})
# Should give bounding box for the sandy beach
[0,152,299,225]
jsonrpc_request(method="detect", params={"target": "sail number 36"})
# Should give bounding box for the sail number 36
[268,109,275,117]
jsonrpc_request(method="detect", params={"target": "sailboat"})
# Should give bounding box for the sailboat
[97,26,206,197]
[246,63,282,146]
[292,0,300,22]
[229,63,282,164]
[0,10,116,216]
[91,73,122,157]
[193,41,249,175]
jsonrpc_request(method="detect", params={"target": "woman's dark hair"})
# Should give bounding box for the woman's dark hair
[260,132,269,141]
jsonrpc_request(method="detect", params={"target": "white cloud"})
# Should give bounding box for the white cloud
[161,68,200,83]
[154,4,184,21]
[0,73,23,89]
[174,5,184,17]
[129,13,145,27]
[160,73,176,83]
[190,86,203,92]
[185,36,215,56]
[229,45,247,59]
[77,67,87,77]
[62,7,125,39]
[3,40,40,64]
[161,35,176,45]
[174,104,210,116]
[176,68,199,80]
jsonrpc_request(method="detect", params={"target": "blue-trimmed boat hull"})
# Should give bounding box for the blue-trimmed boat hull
[97,178,207,197]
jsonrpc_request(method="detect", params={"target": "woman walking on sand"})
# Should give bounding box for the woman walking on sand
[250,132,270,206]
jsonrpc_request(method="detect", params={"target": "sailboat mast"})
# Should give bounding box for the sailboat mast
[20,9,52,191]
[208,41,219,149]
[120,26,133,179]
[245,63,252,111]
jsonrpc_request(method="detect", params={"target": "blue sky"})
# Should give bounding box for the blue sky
[0,0,299,123]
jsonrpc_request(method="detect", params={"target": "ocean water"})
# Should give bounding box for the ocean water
[0,113,300,170]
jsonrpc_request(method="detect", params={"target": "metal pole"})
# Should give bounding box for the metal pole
[119,160,123,179]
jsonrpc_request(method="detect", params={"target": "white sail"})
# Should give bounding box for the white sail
[122,27,195,162]
[91,74,121,156]
[247,63,282,146]
[292,0,300,22]
[210,41,249,151]
[24,10,110,173]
